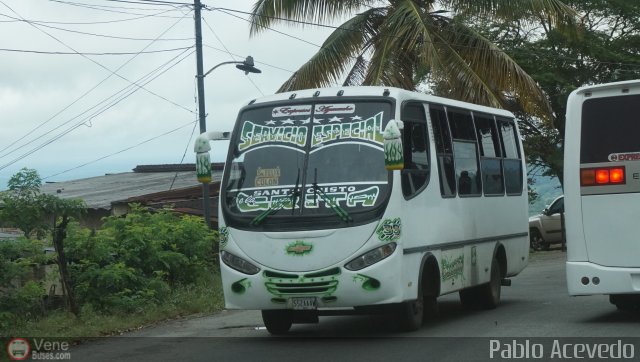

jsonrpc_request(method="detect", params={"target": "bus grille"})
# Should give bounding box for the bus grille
[263,268,340,296]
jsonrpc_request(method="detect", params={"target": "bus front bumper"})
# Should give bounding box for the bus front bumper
[221,256,405,310]
[566,261,640,296]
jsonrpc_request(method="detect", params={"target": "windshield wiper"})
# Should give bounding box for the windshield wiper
[250,169,300,226]
[312,168,353,223]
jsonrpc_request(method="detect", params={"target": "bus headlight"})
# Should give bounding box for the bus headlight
[221,251,261,275]
[344,243,397,271]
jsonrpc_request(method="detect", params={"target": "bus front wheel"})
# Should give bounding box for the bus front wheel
[261,309,293,335]
[396,295,424,331]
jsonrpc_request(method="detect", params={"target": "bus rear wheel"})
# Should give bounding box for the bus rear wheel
[610,295,640,312]
[261,310,293,335]
[478,257,502,309]
[461,257,502,309]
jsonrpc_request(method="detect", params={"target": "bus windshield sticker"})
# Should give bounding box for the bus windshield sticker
[304,185,379,208]
[255,167,281,187]
[233,184,380,212]
[272,105,312,118]
[314,104,356,115]
[311,112,385,148]
[235,190,299,213]
[238,121,308,152]
[608,152,640,162]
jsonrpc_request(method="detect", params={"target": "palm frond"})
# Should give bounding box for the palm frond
[249,0,377,36]
[342,55,369,86]
[440,0,578,28]
[276,8,384,92]
[429,17,552,120]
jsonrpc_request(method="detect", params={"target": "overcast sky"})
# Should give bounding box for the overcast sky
[0,0,344,189]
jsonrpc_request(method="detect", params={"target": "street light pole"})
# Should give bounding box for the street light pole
[192,0,261,229]
[193,0,212,229]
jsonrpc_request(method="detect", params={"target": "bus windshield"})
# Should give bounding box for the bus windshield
[223,100,393,228]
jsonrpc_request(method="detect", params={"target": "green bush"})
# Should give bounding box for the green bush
[0,238,51,320]
[65,205,217,313]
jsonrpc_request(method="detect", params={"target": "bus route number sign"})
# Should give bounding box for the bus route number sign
[288,297,317,310]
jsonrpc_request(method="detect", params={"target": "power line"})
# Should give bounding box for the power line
[0,46,193,55]
[169,77,200,190]
[212,8,322,49]
[43,120,198,180]
[0,13,192,41]
[104,0,193,7]
[0,49,195,171]
[201,16,264,96]
[0,47,194,160]
[0,1,194,162]
[202,44,293,73]
[50,0,185,17]
[0,7,180,24]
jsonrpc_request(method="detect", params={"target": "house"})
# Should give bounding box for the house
[40,164,223,229]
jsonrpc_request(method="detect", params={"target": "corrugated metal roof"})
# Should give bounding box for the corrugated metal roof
[40,165,223,210]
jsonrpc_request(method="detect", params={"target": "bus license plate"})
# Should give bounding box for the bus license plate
[288,297,317,310]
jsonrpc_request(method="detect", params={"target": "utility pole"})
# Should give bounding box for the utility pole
[194,0,212,229]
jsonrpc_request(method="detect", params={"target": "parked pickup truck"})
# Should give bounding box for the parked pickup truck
[528,195,564,250]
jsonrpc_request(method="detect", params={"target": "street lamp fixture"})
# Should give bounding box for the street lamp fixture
[194,55,262,229]
[202,56,262,78]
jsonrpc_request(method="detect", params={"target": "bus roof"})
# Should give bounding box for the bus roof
[245,86,515,118]
[570,79,640,97]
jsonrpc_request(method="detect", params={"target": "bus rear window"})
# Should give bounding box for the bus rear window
[581,94,640,164]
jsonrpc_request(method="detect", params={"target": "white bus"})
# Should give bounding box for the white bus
[564,79,640,310]
[209,86,529,334]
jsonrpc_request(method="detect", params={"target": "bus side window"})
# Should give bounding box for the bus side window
[401,103,430,198]
[448,109,481,196]
[429,105,456,197]
[498,119,523,195]
[475,115,504,195]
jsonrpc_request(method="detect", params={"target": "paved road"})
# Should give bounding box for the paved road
[71,249,640,361]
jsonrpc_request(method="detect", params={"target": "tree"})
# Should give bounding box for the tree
[1,168,46,238]
[249,0,578,121]
[1,168,86,315]
[41,194,86,316]
[473,0,640,186]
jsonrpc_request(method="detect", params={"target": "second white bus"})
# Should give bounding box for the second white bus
[564,79,640,310]
[206,86,530,333]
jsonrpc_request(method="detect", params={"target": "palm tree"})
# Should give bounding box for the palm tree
[249,0,577,120]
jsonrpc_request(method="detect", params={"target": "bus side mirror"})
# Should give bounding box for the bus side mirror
[194,131,231,183]
[383,119,404,170]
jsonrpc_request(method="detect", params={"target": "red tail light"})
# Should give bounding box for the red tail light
[581,167,625,186]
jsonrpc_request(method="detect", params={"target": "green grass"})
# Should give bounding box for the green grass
[2,273,225,338]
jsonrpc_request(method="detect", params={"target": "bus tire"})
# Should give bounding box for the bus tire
[610,295,640,312]
[477,256,502,309]
[261,310,293,335]
[423,294,438,321]
[396,294,424,332]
